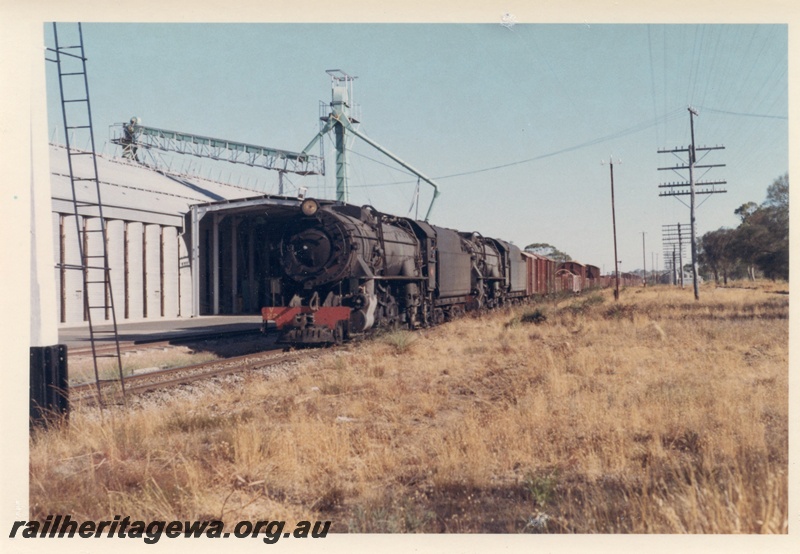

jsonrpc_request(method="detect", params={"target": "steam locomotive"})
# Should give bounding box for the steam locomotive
[261,197,603,346]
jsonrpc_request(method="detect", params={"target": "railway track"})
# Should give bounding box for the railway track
[70,348,312,405]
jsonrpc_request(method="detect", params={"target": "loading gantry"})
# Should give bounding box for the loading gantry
[111,117,325,194]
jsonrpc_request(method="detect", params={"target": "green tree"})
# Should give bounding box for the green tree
[734,201,759,223]
[523,243,571,262]
[699,228,737,285]
[765,172,789,211]
[759,173,790,280]
[730,173,789,281]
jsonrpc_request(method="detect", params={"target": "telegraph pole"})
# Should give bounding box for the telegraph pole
[651,252,656,285]
[687,108,700,300]
[657,107,726,301]
[641,232,647,286]
[672,247,677,285]
[603,157,621,301]
[663,223,688,287]
[678,223,684,288]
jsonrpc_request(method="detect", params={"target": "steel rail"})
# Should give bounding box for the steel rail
[70,348,312,404]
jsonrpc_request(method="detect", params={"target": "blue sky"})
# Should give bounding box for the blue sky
[44,23,788,273]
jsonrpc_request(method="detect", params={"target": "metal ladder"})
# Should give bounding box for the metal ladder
[47,22,126,404]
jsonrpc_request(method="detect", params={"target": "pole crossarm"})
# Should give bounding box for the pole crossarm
[111,123,325,176]
[657,145,725,154]
[657,163,726,171]
[659,189,727,197]
[658,180,727,188]
[662,237,689,242]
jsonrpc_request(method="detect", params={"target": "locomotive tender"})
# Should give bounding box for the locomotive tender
[261,197,598,346]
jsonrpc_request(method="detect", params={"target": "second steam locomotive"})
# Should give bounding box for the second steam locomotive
[262,197,602,346]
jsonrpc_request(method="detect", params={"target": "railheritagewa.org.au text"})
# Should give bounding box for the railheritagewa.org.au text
[9,515,331,544]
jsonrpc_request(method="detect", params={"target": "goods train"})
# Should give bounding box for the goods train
[260,198,627,346]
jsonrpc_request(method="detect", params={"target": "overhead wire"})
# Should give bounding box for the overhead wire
[356,122,418,211]
[711,32,788,178]
[354,108,684,188]
[697,25,727,111]
[349,148,416,176]
[655,24,787,217]
[662,26,669,144]
[710,26,764,137]
[647,25,661,149]
[346,122,419,212]
[685,25,702,106]
[320,25,784,230]
[640,26,774,253]
[696,107,787,120]
[741,44,787,118]
[712,41,776,148]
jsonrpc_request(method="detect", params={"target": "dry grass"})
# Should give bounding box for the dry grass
[30,282,789,533]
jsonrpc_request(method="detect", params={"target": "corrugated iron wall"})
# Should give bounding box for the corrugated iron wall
[144,224,162,318]
[107,220,125,319]
[126,221,144,320]
[162,226,179,318]
[62,214,84,323]
[54,215,187,325]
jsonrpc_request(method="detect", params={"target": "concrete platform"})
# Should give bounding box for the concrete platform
[58,315,264,349]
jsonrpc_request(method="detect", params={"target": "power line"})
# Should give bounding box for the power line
[349,148,416,176]
[647,25,661,149]
[353,109,684,189]
[697,25,724,109]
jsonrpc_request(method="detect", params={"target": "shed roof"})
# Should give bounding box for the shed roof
[49,145,259,226]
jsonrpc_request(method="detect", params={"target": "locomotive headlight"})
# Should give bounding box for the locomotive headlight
[301,198,320,217]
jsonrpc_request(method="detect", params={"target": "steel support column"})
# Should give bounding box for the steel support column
[212,213,220,315]
[248,224,255,312]
[231,217,239,313]
[190,206,200,317]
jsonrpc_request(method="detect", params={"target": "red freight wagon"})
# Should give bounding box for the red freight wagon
[531,254,556,295]
[584,264,601,289]
[558,261,587,291]
[521,251,536,297]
